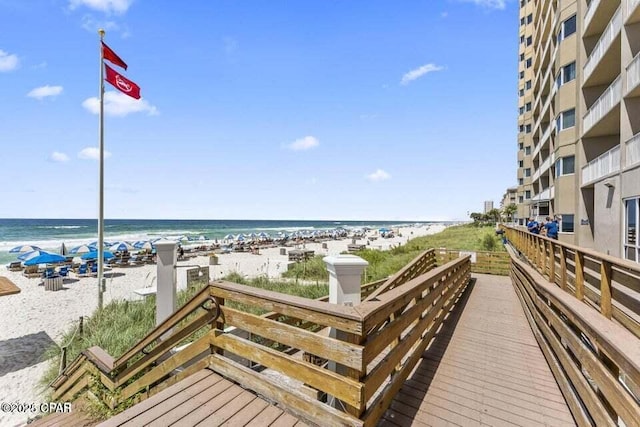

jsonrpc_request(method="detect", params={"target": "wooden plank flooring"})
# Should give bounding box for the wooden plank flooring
[380,273,576,427]
[97,368,306,427]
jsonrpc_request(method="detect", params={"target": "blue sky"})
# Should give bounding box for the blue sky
[0,0,518,221]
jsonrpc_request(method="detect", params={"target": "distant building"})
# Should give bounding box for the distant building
[501,187,518,209]
[483,201,494,214]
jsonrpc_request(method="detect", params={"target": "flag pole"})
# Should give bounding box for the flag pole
[98,29,105,309]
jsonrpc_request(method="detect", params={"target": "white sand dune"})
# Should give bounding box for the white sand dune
[0,224,446,426]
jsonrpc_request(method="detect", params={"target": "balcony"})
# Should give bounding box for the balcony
[532,186,553,202]
[626,133,640,168]
[581,145,621,185]
[583,6,622,84]
[532,152,555,182]
[626,52,640,97]
[584,0,602,32]
[583,75,622,136]
[627,0,640,24]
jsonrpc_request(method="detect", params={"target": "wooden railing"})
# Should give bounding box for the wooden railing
[503,226,640,339]
[436,248,510,275]
[48,250,471,426]
[507,245,640,426]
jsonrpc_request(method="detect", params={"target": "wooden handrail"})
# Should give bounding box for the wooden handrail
[502,225,640,338]
[507,245,640,425]
[114,284,212,368]
[364,249,436,301]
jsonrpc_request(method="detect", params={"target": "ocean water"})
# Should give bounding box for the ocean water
[0,218,438,265]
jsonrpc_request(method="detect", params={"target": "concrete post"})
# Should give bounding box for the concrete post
[156,241,177,327]
[323,254,368,410]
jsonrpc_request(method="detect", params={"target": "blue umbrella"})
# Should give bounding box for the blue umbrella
[82,250,115,261]
[69,244,96,255]
[133,240,154,250]
[89,241,112,248]
[18,249,49,261]
[223,234,234,240]
[9,245,41,254]
[24,252,66,266]
[109,242,134,252]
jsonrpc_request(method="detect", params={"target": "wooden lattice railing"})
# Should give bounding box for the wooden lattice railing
[49,249,471,426]
[502,226,640,426]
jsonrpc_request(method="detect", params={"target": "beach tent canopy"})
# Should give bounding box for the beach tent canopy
[9,245,41,254]
[24,252,66,266]
[82,250,115,261]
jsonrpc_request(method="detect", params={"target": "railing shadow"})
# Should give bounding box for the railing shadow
[381,277,476,424]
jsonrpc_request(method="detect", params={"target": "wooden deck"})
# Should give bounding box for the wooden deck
[380,273,576,427]
[98,368,306,427]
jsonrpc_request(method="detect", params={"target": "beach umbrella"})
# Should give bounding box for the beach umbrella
[89,241,112,248]
[24,252,66,266]
[223,234,234,240]
[109,242,134,252]
[69,244,96,255]
[59,242,68,256]
[258,232,269,239]
[18,249,49,261]
[198,235,208,241]
[9,245,41,254]
[379,228,391,233]
[81,250,115,261]
[235,234,245,241]
[133,240,154,250]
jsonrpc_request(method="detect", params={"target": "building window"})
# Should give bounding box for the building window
[556,62,576,88]
[527,14,533,24]
[525,124,532,133]
[519,178,524,185]
[525,58,532,68]
[555,156,575,175]
[624,198,639,262]
[519,106,525,115]
[526,36,532,46]
[558,15,576,42]
[519,160,524,168]
[560,214,574,233]
[525,146,531,155]
[519,88,525,97]
[525,102,532,112]
[526,80,532,90]
[520,71,525,79]
[556,108,575,130]
[519,195,524,203]
[525,190,531,199]
[520,35,525,43]
[524,168,531,177]
[520,53,525,61]
[519,125,524,133]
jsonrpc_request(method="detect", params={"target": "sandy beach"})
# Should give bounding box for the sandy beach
[0,224,446,426]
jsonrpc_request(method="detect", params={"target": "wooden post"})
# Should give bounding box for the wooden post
[79,316,84,336]
[59,346,67,375]
[559,246,567,291]
[600,260,612,319]
[548,241,555,284]
[575,251,585,301]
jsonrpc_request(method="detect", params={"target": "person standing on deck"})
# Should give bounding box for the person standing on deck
[544,216,559,239]
[527,217,540,234]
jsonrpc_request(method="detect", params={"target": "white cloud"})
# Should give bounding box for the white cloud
[401,63,444,85]
[69,0,133,14]
[78,147,112,160]
[82,91,159,117]
[81,14,119,32]
[50,152,70,163]
[0,49,19,72]
[27,85,63,100]
[459,0,507,10]
[366,169,391,182]
[285,136,319,151]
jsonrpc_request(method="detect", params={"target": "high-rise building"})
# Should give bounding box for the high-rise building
[484,201,494,214]
[515,0,640,262]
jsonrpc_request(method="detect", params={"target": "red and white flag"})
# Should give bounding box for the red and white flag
[105,64,141,99]
[101,41,128,70]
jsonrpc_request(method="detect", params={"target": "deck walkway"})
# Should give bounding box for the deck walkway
[380,273,576,427]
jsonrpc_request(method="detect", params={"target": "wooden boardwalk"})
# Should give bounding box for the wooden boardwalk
[97,368,306,426]
[380,273,576,427]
